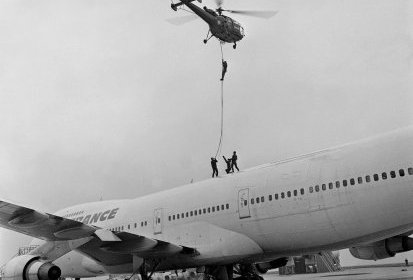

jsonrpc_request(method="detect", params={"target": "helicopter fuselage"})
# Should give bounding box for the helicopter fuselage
[173,0,245,45]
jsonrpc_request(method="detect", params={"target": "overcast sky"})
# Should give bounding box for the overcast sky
[1,0,412,268]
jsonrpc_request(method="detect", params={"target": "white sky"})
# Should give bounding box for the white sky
[0,0,412,268]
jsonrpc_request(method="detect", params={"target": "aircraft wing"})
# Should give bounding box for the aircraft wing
[0,199,196,264]
[0,199,96,241]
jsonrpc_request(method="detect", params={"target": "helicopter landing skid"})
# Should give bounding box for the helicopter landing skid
[203,30,213,44]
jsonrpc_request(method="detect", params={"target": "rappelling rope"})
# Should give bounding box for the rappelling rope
[214,42,225,158]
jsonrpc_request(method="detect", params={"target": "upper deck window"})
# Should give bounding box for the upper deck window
[366,175,371,183]
[374,174,379,181]
[382,172,387,180]
[399,169,405,177]
[409,168,413,175]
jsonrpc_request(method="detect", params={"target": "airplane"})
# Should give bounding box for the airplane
[2,126,413,280]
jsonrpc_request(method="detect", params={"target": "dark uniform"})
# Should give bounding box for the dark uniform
[231,151,239,172]
[222,156,232,174]
[220,60,228,81]
[211,157,218,178]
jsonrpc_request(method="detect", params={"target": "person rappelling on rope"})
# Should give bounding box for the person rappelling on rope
[220,60,228,81]
[211,157,219,178]
[222,156,232,174]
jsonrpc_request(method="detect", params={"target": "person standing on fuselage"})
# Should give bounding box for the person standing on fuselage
[211,157,218,178]
[231,151,239,172]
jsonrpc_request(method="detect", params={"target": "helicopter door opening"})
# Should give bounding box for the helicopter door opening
[238,188,251,219]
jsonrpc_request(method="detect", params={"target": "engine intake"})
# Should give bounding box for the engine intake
[350,236,413,260]
[3,255,61,280]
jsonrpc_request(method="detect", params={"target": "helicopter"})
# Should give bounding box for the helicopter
[170,0,276,49]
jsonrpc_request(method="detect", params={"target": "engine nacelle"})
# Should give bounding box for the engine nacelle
[350,236,413,260]
[2,255,61,280]
[254,258,289,274]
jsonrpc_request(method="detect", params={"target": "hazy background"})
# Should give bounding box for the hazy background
[1,0,412,268]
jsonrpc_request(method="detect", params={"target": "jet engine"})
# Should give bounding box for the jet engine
[2,255,61,280]
[254,258,289,274]
[350,236,413,260]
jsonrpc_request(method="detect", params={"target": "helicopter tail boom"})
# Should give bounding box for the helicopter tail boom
[171,0,201,11]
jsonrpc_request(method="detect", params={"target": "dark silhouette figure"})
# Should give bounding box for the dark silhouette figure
[211,157,218,178]
[231,151,239,172]
[406,258,409,267]
[220,60,228,81]
[222,156,232,174]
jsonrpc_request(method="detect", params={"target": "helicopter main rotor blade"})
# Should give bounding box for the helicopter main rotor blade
[166,14,199,25]
[223,10,278,19]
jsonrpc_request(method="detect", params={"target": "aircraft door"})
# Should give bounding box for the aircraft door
[238,188,251,219]
[153,208,163,235]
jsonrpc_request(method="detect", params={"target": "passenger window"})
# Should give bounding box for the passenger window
[173,215,175,220]
[128,225,130,229]
[251,198,254,204]
[275,193,279,200]
[186,212,189,217]
[366,175,371,183]
[409,168,413,175]
[203,209,206,214]
[177,214,180,219]
[287,191,291,197]
[134,223,137,228]
[216,206,219,211]
[309,186,313,193]
[350,178,355,185]
[294,190,297,196]
[212,207,215,212]
[358,177,363,184]
[281,192,285,199]
[336,181,340,188]
[322,184,326,191]
[400,169,405,177]
[390,171,396,178]
[382,172,387,180]
[256,197,260,203]
[168,216,171,221]
[243,200,247,206]
[374,174,379,181]
[145,221,147,226]
[269,195,272,201]
[261,197,264,203]
[315,185,320,192]
[190,211,193,216]
[207,208,211,213]
[221,205,224,210]
[329,183,333,189]
[343,180,348,187]
[226,203,229,209]
[300,188,305,195]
